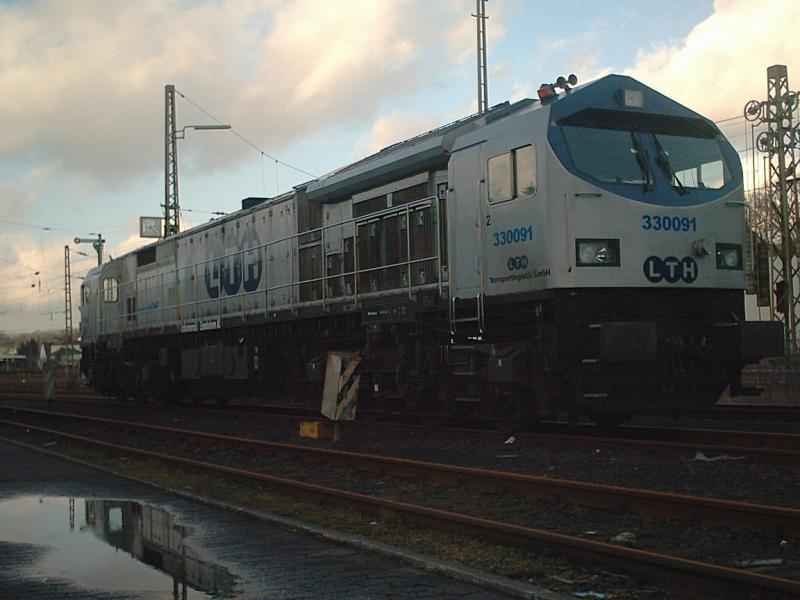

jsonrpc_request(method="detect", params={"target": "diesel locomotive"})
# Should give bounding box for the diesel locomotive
[79,74,781,424]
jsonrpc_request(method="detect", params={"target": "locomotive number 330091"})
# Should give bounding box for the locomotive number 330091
[493,225,534,246]
[641,215,697,232]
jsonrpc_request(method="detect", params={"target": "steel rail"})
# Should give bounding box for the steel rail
[616,424,800,452]
[2,395,799,460]
[0,419,798,599]
[532,425,800,463]
[704,404,800,420]
[2,405,799,537]
[0,391,108,402]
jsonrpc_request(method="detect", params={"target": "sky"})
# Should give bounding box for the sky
[0,0,798,334]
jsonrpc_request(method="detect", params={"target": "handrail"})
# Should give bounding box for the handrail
[94,196,445,335]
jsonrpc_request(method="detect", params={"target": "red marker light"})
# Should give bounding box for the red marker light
[537,84,555,101]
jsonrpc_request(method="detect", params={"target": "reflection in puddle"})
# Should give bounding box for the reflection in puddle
[0,496,237,598]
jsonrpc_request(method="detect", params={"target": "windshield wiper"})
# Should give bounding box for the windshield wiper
[652,134,688,195]
[629,132,652,192]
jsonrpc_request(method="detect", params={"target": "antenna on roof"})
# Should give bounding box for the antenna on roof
[472,0,489,114]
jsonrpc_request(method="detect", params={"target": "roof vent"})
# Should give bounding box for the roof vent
[242,197,269,210]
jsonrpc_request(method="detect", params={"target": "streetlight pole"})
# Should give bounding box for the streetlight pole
[163,84,230,238]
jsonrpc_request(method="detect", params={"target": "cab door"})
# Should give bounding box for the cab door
[447,142,485,301]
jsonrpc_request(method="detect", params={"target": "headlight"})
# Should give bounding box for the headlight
[576,239,621,267]
[715,243,742,270]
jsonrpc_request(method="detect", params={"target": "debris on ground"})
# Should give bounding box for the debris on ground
[735,558,783,568]
[610,531,637,546]
[690,451,745,462]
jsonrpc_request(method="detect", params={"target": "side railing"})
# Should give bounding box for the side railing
[97,195,446,336]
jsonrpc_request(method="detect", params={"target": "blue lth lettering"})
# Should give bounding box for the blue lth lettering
[644,255,698,284]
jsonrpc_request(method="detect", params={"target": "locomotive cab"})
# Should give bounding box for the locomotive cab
[445,74,781,422]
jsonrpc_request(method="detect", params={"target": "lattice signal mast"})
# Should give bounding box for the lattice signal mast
[745,65,800,353]
[64,245,73,346]
[164,84,180,238]
[472,0,489,114]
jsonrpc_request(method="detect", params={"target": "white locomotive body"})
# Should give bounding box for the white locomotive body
[80,74,780,423]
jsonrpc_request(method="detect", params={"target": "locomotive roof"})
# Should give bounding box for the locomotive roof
[302,97,537,203]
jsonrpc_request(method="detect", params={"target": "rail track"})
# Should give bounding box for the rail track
[698,403,800,422]
[0,405,798,598]
[2,391,799,465]
[0,407,800,597]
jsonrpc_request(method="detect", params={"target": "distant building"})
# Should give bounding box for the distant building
[50,345,82,367]
[0,354,27,372]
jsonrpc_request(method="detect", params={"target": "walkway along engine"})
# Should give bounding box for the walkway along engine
[79,74,782,425]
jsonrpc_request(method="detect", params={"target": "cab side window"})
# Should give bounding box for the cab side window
[103,278,119,303]
[488,145,537,204]
[488,153,513,203]
[515,145,537,196]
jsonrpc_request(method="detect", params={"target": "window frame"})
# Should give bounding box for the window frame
[487,144,537,205]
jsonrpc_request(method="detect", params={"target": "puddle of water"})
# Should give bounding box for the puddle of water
[0,496,237,598]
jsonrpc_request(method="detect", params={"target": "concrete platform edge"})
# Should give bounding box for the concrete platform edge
[0,435,569,600]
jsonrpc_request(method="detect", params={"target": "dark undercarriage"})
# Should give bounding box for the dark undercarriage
[82,287,781,424]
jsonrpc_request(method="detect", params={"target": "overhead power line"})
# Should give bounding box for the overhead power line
[174,88,318,180]
[715,114,745,124]
[0,255,42,275]
[0,218,67,232]
[181,207,227,216]
[0,217,130,235]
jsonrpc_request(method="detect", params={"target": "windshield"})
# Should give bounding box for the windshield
[652,133,727,189]
[561,126,648,185]
[558,110,731,192]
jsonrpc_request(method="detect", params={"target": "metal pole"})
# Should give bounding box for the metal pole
[475,0,482,113]
[321,226,327,308]
[745,65,800,355]
[406,207,412,299]
[354,226,359,305]
[434,193,442,299]
[94,234,104,266]
[472,0,488,114]
[64,246,73,346]
[765,155,774,320]
[777,116,794,353]
[164,84,180,237]
[479,0,488,113]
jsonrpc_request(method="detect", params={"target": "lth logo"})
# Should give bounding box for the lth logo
[643,256,698,284]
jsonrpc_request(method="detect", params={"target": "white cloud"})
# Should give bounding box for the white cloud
[359,112,442,156]
[0,1,513,333]
[0,0,506,188]
[0,231,92,333]
[625,0,800,121]
[0,216,155,333]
